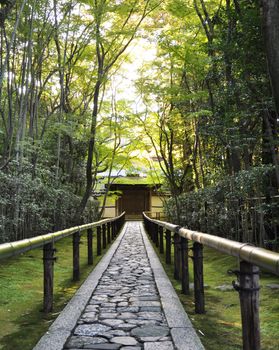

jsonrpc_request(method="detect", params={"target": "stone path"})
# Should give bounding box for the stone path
[64,221,175,350]
[34,222,204,350]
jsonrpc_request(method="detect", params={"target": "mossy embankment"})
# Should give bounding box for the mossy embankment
[0,234,108,350]
[154,243,279,350]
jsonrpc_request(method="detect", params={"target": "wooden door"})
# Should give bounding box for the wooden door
[118,188,150,218]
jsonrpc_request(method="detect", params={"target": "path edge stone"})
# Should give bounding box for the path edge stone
[140,222,205,350]
[32,224,128,350]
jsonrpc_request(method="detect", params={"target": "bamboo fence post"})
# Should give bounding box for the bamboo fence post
[112,221,116,239]
[193,242,205,313]
[87,228,93,265]
[73,231,80,281]
[238,261,261,350]
[97,226,102,255]
[159,226,164,254]
[107,222,111,244]
[173,233,181,280]
[165,229,171,264]
[151,222,155,243]
[155,224,159,248]
[43,242,55,312]
[181,237,190,295]
[102,224,107,249]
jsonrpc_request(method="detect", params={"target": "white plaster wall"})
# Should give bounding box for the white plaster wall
[101,197,116,218]
[103,207,116,218]
[151,195,164,213]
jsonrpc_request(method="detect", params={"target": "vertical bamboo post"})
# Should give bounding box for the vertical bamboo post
[181,237,190,295]
[150,222,155,243]
[87,228,93,265]
[118,217,122,233]
[122,213,125,227]
[155,224,159,247]
[148,221,151,237]
[112,221,116,239]
[147,220,150,237]
[116,219,120,235]
[97,226,102,256]
[159,226,164,254]
[43,242,55,313]
[119,215,122,230]
[115,220,118,237]
[73,231,80,281]
[102,224,107,249]
[238,261,260,350]
[173,233,181,280]
[193,242,205,313]
[107,222,111,244]
[165,229,171,264]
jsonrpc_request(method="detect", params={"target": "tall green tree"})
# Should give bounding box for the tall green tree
[75,0,161,222]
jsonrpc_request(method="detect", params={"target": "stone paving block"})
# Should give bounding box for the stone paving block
[110,336,138,346]
[81,312,98,321]
[138,296,159,301]
[103,330,127,338]
[130,301,161,307]
[99,313,118,319]
[116,323,137,331]
[85,305,99,312]
[143,341,174,350]
[116,306,139,313]
[131,325,169,338]
[74,324,111,337]
[84,344,121,350]
[170,328,205,350]
[101,319,124,327]
[118,302,128,307]
[100,308,116,313]
[138,336,161,341]
[128,319,159,326]
[101,302,117,308]
[139,306,161,312]
[137,311,163,321]
[65,336,108,348]
[117,312,137,320]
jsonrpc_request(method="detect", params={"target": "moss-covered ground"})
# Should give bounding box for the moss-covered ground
[0,233,110,350]
[152,240,279,350]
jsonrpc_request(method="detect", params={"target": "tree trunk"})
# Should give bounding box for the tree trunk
[74,79,101,223]
[262,0,279,113]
